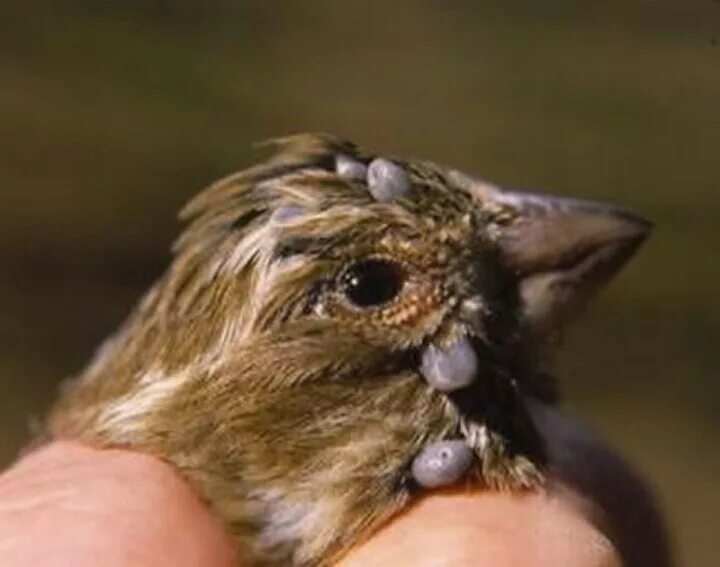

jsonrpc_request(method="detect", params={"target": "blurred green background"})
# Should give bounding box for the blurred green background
[1,1,718,564]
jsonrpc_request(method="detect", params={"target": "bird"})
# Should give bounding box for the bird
[48,133,651,566]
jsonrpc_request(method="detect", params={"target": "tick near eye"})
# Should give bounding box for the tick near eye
[340,258,405,308]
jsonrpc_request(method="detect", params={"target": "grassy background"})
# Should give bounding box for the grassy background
[1,1,718,564]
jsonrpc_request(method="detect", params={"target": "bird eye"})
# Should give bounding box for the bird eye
[340,259,405,308]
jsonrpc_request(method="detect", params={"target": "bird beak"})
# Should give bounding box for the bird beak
[456,174,652,338]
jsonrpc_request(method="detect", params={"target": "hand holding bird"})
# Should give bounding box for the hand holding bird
[48,134,651,566]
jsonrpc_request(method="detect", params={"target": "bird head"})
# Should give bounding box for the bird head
[165,132,649,367]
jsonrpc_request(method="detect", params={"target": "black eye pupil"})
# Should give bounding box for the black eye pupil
[341,259,404,307]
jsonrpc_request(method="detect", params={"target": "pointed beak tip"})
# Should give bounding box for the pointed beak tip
[613,209,654,246]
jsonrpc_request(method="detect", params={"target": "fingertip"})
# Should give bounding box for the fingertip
[0,442,239,567]
[338,489,620,567]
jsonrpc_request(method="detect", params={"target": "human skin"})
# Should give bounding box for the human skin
[0,442,620,567]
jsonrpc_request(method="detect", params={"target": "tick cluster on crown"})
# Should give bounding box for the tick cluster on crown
[48,134,651,566]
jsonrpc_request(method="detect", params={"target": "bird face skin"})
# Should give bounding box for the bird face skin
[48,134,651,566]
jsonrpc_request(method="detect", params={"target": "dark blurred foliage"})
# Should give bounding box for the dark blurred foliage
[0,1,718,564]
